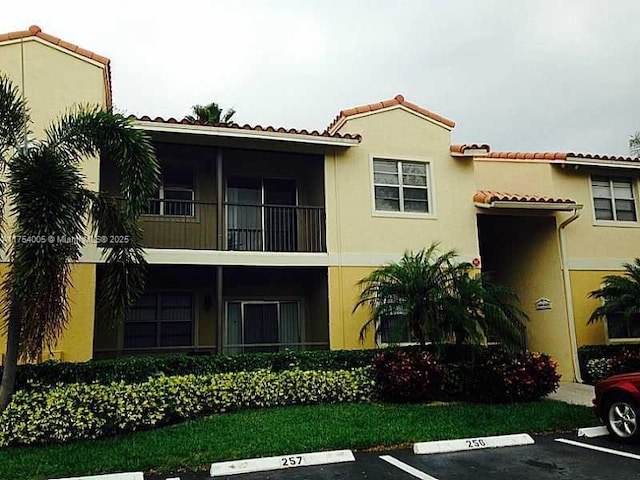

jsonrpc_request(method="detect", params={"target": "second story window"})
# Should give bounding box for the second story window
[147,166,195,216]
[591,176,637,222]
[373,159,430,213]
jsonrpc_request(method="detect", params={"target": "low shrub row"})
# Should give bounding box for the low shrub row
[586,350,640,383]
[5,345,494,392]
[4,350,377,391]
[0,368,374,447]
[579,344,640,383]
[372,349,561,404]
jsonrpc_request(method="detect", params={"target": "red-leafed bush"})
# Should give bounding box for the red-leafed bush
[372,350,444,402]
[467,349,561,403]
[607,351,640,373]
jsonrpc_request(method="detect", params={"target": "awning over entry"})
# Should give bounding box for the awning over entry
[473,190,582,211]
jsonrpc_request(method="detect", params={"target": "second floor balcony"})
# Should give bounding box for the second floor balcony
[138,198,326,253]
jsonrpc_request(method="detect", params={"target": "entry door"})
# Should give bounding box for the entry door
[264,179,297,251]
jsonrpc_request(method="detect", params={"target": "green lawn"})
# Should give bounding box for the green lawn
[0,400,597,480]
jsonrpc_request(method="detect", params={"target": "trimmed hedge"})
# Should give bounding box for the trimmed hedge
[0,368,374,447]
[372,351,444,402]
[3,350,377,391]
[5,345,493,392]
[373,349,560,404]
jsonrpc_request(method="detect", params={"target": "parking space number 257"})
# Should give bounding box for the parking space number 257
[282,456,303,466]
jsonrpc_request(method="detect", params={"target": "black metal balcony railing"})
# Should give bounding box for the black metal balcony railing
[225,203,326,253]
[136,199,326,252]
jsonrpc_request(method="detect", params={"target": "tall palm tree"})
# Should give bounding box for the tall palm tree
[588,259,640,335]
[0,75,159,413]
[185,102,236,124]
[354,243,527,351]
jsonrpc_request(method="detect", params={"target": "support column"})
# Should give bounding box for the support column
[217,265,223,354]
[216,147,224,250]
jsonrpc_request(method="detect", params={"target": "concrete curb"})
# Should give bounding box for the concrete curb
[413,433,535,455]
[49,473,144,480]
[210,449,355,476]
[577,426,608,438]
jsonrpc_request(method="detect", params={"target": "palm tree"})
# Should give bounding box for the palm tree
[588,259,640,335]
[630,132,640,157]
[185,102,236,124]
[0,75,159,413]
[354,243,527,351]
[452,270,527,351]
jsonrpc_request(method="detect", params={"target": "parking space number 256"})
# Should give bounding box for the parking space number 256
[466,439,486,448]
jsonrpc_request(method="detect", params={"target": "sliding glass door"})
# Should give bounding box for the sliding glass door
[227,178,297,251]
[225,301,301,353]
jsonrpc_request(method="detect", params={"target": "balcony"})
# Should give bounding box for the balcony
[137,199,326,252]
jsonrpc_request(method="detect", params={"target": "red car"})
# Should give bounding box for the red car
[593,373,640,442]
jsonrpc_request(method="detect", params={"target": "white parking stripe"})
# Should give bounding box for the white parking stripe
[555,438,640,460]
[379,455,440,480]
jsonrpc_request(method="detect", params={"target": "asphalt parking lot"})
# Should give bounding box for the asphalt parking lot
[150,432,640,480]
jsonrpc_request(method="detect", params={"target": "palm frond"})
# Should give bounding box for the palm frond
[0,74,30,159]
[2,146,87,358]
[44,106,159,217]
[588,259,640,325]
[89,194,147,328]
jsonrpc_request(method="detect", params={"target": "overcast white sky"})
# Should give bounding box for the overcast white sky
[2,0,639,155]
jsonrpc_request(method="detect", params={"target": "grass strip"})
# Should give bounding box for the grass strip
[0,400,597,480]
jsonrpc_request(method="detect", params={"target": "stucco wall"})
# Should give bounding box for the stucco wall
[0,38,107,191]
[329,266,376,350]
[326,108,479,259]
[570,270,615,346]
[0,263,95,364]
[475,159,640,265]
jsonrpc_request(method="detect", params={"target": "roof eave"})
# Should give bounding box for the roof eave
[562,158,640,170]
[475,201,583,211]
[133,121,360,147]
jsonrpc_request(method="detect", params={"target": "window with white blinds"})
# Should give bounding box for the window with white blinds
[373,159,430,213]
[591,176,637,222]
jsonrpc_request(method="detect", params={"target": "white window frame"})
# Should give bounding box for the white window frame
[370,155,436,219]
[590,175,639,226]
[223,299,304,353]
[144,166,196,217]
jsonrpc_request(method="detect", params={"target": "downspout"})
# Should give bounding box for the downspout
[558,206,583,382]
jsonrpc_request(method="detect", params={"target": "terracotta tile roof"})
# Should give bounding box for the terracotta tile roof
[0,25,112,107]
[474,190,577,205]
[130,115,362,141]
[450,144,491,155]
[327,94,456,132]
[485,151,640,163]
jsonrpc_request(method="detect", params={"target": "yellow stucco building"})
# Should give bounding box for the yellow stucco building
[1,26,638,380]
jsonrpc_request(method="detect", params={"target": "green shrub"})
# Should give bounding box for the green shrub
[0,368,374,447]
[578,344,640,383]
[3,349,378,391]
[586,358,613,383]
[372,351,444,402]
[467,350,560,403]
